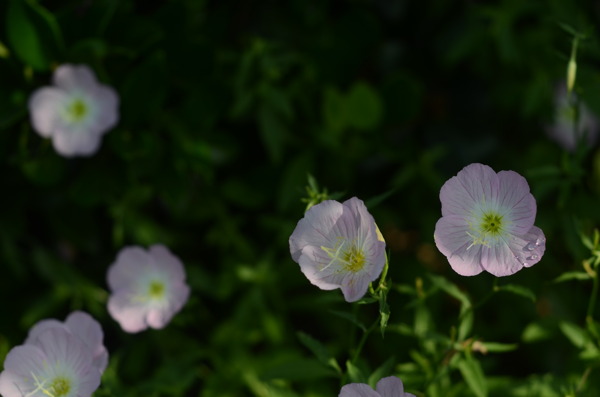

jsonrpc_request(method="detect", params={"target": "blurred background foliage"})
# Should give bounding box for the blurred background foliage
[2,0,600,396]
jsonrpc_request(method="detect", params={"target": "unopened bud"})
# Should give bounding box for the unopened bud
[567,58,577,94]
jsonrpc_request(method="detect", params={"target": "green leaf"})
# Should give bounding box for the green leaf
[368,357,395,389]
[345,81,383,130]
[328,310,367,332]
[379,284,391,337]
[553,271,591,283]
[6,0,62,70]
[345,360,367,383]
[296,332,341,373]
[457,354,488,397]
[522,321,553,343]
[496,284,536,302]
[559,321,589,348]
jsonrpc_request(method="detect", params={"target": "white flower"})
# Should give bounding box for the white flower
[0,327,101,397]
[107,244,191,333]
[28,64,119,157]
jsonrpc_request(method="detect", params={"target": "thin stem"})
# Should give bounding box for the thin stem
[351,316,379,364]
[586,268,599,322]
[576,367,592,394]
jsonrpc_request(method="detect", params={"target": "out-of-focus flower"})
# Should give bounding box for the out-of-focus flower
[289,197,386,302]
[546,84,598,151]
[107,244,190,333]
[0,327,101,397]
[28,64,119,157]
[434,163,546,277]
[25,311,108,374]
[339,376,416,397]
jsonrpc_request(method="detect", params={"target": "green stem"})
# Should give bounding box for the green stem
[351,316,379,364]
[586,268,599,322]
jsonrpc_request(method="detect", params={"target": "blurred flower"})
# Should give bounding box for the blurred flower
[289,197,386,302]
[546,84,598,151]
[0,327,101,397]
[28,64,119,157]
[434,163,546,276]
[107,244,190,333]
[339,376,416,397]
[25,311,108,374]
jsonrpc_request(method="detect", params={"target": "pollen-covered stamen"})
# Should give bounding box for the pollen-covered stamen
[466,211,505,249]
[342,244,366,272]
[481,213,503,234]
[321,239,367,273]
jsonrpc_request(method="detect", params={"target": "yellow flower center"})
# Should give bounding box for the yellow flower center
[50,377,71,397]
[67,99,88,122]
[481,213,503,234]
[148,281,165,298]
[342,245,366,272]
[321,239,367,273]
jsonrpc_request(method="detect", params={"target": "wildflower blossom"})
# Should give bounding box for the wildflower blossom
[28,64,119,157]
[289,197,386,302]
[107,244,190,333]
[25,311,108,374]
[339,376,416,397]
[0,327,101,397]
[434,163,546,276]
[546,83,598,151]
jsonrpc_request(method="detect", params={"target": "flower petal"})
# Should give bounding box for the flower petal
[0,370,25,397]
[107,246,151,291]
[24,319,65,345]
[440,163,498,218]
[340,272,371,302]
[65,311,108,373]
[481,226,546,276]
[148,244,186,282]
[375,376,405,397]
[289,200,345,262]
[53,64,98,93]
[107,291,149,333]
[52,128,103,157]
[28,87,69,137]
[298,246,344,290]
[339,383,380,397]
[92,85,120,132]
[434,216,484,276]
[497,170,536,235]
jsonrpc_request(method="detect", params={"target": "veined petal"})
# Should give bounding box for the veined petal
[0,370,24,397]
[108,246,151,290]
[65,311,108,373]
[340,271,371,302]
[298,247,344,290]
[339,383,380,397]
[25,319,65,345]
[440,163,498,218]
[289,200,345,262]
[481,226,546,275]
[497,171,536,234]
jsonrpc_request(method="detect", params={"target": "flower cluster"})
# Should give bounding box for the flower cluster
[29,64,119,157]
[434,163,546,277]
[289,197,386,302]
[0,311,106,397]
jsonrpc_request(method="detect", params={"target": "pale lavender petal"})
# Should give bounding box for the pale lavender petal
[339,383,380,397]
[340,272,371,302]
[146,308,171,329]
[148,244,186,282]
[92,85,120,132]
[440,163,498,218]
[519,226,546,268]
[52,129,102,157]
[65,311,108,373]
[2,345,48,394]
[298,247,343,290]
[0,370,24,397]
[289,200,345,261]
[53,64,98,92]
[28,87,69,137]
[24,319,65,345]
[496,171,536,235]
[107,246,150,291]
[108,291,150,333]
[375,376,406,397]
[435,215,484,275]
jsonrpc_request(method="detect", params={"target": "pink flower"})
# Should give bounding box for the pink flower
[289,197,386,302]
[434,163,546,276]
[25,311,108,375]
[0,327,101,397]
[28,64,119,157]
[339,376,416,397]
[107,244,191,333]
